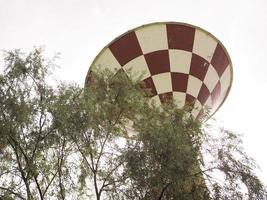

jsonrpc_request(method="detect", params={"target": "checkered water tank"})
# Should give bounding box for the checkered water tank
[86,22,233,120]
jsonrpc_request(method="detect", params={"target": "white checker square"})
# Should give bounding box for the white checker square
[192,100,202,118]
[212,89,228,111]
[152,73,172,94]
[123,55,151,79]
[135,24,168,54]
[193,29,217,62]
[204,96,212,112]
[203,64,220,92]
[187,75,202,98]
[220,66,231,92]
[169,50,192,74]
[95,48,121,72]
[219,89,229,106]
[149,95,161,107]
[125,120,137,137]
[173,92,186,108]
[210,104,218,115]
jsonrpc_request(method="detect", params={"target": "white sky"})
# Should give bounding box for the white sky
[1,0,267,184]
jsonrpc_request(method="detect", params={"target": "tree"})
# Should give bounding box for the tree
[120,104,267,200]
[0,49,149,199]
[52,68,149,199]
[120,103,209,200]
[0,49,77,199]
[0,49,266,200]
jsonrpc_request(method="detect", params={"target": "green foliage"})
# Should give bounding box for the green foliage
[121,103,209,200]
[0,49,266,200]
[202,128,267,199]
[61,68,150,200]
[0,48,76,199]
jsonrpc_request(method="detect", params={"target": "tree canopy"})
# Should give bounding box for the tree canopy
[0,49,266,200]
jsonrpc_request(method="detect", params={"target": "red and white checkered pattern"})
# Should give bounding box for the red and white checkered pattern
[86,22,233,120]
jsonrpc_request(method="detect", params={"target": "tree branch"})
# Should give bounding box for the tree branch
[0,186,26,200]
[157,182,172,200]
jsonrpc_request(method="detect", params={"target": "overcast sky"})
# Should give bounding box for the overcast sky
[1,0,267,184]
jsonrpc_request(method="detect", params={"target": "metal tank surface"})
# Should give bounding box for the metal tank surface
[86,22,233,120]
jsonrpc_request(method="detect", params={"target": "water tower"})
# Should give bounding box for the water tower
[86,22,232,120]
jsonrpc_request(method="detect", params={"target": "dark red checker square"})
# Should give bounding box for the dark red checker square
[190,53,209,81]
[166,24,195,52]
[109,31,143,66]
[211,81,221,105]
[171,72,188,92]
[186,93,196,104]
[159,92,173,104]
[196,109,204,120]
[142,77,157,97]
[144,50,170,75]
[198,84,210,105]
[211,44,229,77]
[115,68,126,75]
[114,68,131,80]
[86,70,93,83]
